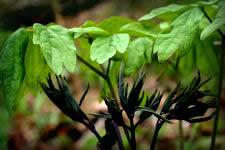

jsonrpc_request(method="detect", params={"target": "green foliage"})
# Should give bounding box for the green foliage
[70,27,110,39]
[120,22,157,37]
[196,38,220,76]
[33,23,77,75]
[124,37,153,75]
[90,34,129,64]
[201,0,225,40]
[139,4,189,21]
[0,28,29,115]
[97,16,134,34]
[24,33,52,94]
[0,108,10,149]
[0,0,223,119]
[154,8,204,62]
[139,0,219,21]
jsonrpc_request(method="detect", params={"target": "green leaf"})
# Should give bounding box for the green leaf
[81,20,96,28]
[191,0,219,7]
[33,23,77,75]
[97,16,134,33]
[178,49,195,76]
[124,37,153,75]
[200,0,225,40]
[139,4,188,21]
[154,8,204,62]
[90,34,130,64]
[69,27,110,38]
[24,33,52,94]
[0,28,29,114]
[120,22,157,37]
[196,38,219,76]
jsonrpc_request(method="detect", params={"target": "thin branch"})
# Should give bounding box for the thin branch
[210,35,225,150]
[179,120,184,150]
[130,118,136,150]
[106,59,111,77]
[111,120,125,150]
[202,7,224,38]
[77,55,106,80]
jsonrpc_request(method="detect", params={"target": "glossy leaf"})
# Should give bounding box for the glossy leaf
[0,28,29,114]
[90,34,129,64]
[33,23,77,75]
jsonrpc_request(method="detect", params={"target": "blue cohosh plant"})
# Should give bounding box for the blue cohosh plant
[0,0,224,149]
[40,66,215,150]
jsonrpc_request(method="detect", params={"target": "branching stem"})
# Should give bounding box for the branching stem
[201,8,225,150]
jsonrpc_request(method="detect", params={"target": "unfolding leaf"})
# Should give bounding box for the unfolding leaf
[90,34,129,64]
[97,16,134,33]
[200,0,225,40]
[0,28,29,114]
[154,8,204,62]
[33,23,77,75]
[124,37,153,75]
[120,22,156,37]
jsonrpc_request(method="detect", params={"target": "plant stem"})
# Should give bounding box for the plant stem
[150,121,164,150]
[201,8,225,150]
[111,120,125,150]
[82,121,102,141]
[77,55,119,106]
[77,55,106,79]
[130,118,136,150]
[179,120,184,150]
[210,35,225,150]
[77,55,132,145]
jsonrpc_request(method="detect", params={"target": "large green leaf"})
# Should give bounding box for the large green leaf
[120,22,157,37]
[124,37,153,75]
[0,28,29,114]
[191,0,219,7]
[154,8,204,62]
[196,38,219,76]
[33,23,77,75]
[97,16,134,33]
[139,4,188,21]
[90,34,130,64]
[200,0,225,40]
[24,33,52,94]
[138,0,219,22]
[178,49,195,76]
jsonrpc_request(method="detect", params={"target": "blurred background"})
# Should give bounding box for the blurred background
[0,0,225,150]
